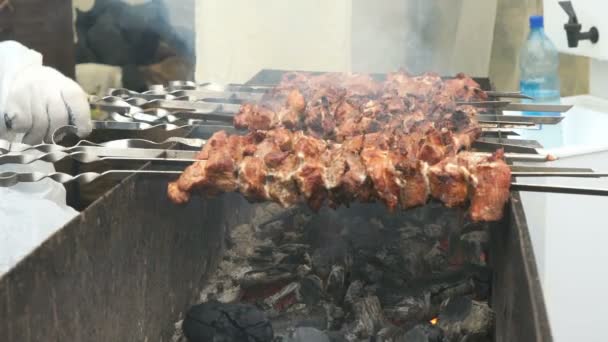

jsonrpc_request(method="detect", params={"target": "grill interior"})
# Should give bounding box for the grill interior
[0,71,552,341]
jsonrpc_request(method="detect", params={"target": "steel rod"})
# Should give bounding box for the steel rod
[485,91,534,100]
[3,170,608,199]
[511,183,608,196]
[512,172,608,178]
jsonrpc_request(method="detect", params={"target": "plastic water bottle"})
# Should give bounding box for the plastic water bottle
[520,15,561,110]
[519,15,563,148]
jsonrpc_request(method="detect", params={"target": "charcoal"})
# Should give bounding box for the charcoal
[182,301,273,342]
[401,324,445,342]
[437,297,494,342]
[375,324,407,342]
[249,243,312,267]
[225,224,258,260]
[282,327,331,342]
[263,282,300,311]
[197,258,252,303]
[342,219,383,256]
[299,275,324,306]
[460,231,489,266]
[252,245,275,259]
[423,224,445,240]
[254,204,299,229]
[278,244,312,257]
[325,331,349,342]
[418,268,490,306]
[398,239,432,279]
[399,224,424,240]
[241,266,297,288]
[177,203,496,342]
[423,242,448,272]
[256,219,287,242]
[326,265,346,303]
[383,293,431,325]
[349,296,386,339]
[270,304,328,333]
[461,222,490,235]
[324,303,345,331]
[344,281,365,309]
[277,250,312,267]
[380,267,492,324]
[297,264,313,278]
[311,241,351,280]
[360,262,384,283]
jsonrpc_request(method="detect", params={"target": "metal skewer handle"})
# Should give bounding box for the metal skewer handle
[0,151,197,166]
[0,137,205,155]
[0,170,183,187]
[511,183,608,196]
[3,169,608,200]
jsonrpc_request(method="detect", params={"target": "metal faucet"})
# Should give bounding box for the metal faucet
[559,1,599,47]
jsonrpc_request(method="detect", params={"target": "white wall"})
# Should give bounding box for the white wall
[350,0,408,74]
[195,0,352,84]
[350,0,496,76]
[194,0,497,84]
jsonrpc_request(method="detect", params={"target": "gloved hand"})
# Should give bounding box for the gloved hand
[0,42,84,273]
[0,40,92,145]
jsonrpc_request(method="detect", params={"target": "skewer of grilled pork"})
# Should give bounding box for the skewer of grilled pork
[167,129,510,222]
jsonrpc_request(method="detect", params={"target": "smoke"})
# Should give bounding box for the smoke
[72,0,196,90]
[402,0,437,74]
[350,0,441,75]
[158,0,195,57]
[350,0,494,77]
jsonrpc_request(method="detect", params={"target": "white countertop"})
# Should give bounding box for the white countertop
[512,95,608,342]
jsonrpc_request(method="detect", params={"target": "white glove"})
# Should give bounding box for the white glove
[0,40,92,145]
[0,42,83,274]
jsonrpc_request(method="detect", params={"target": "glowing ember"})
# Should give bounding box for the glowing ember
[430,317,439,325]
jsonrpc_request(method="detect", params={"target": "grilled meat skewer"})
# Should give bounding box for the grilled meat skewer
[167,130,511,222]
[230,71,494,142]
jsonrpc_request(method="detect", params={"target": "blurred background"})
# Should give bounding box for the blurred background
[0,0,589,96]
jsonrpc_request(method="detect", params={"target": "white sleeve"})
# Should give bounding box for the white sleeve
[0,41,43,143]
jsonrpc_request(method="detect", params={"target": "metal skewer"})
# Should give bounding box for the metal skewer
[477,120,536,127]
[2,170,608,199]
[0,151,197,166]
[0,170,183,187]
[459,101,573,113]
[476,114,564,125]
[0,139,199,159]
[124,85,534,103]
[480,128,520,137]
[511,183,608,196]
[512,172,608,178]
[484,91,534,100]
[473,139,540,154]
[504,103,573,113]
[191,82,533,100]
[510,166,594,173]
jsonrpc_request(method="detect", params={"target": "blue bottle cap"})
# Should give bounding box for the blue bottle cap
[530,15,544,29]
